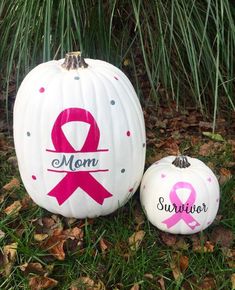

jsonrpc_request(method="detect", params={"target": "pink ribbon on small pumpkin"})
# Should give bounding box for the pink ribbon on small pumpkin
[47,108,112,205]
[162,182,200,230]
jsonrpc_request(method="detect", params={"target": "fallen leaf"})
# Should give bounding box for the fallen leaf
[64,226,84,240]
[199,141,223,156]
[157,276,166,290]
[222,248,235,268]
[128,230,145,251]
[199,142,214,156]
[130,283,140,290]
[3,177,20,191]
[29,276,58,290]
[179,255,189,272]
[193,240,214,253]
[34,233,49,242]
[219,168,232,184]
[173,237,189,250]
[42,228,66,260]
[21,194,34,210]
[4,200,22,216]
[160,232,177,247]
[134,207,145,230]
[20,262,45,275]
[231,273,235,289]
[170,260,183,282]
[1,243,18,276]
[99,238,109,253]
[202,132,224,142]
[199,275,216,289]
[211,226,234,248]
[70,276,95,290]
[0,229,5,239]
[144,273,154,280]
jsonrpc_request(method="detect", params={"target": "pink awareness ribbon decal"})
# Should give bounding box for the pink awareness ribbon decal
[47,108,112,205]
[162,182,200,230]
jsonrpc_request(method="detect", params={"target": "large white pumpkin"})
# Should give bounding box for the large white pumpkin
[14,52,146,218]
[140,156,220,234]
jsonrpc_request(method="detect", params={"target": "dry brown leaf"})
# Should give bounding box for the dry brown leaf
[179,255,189,272]
[199,275,216,290]
[21,194,34,210]
[219,168,232,184]
[173,237,189,251]
[211,226,234,248]
[99,238,109,253]
[231,273,235,290]
[128,230,145,251]
[1,243,18,276]
[193,241,214,253]
[170,260,182,282]
[198,141,214,156]
[70,276,95,290]
[29,276,58,290]
[130,283,140,290]
[157,276,166,290]
[20,262,45,275]
[3,177,20,191]
[163,138,180,155]
[64,226,84,240]
[134,207,145,230]
[42,228,66,260]
[222,248,235,268]
[160,231,177,247]
[4,200,22,216]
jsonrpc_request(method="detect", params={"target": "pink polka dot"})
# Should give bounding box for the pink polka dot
[126,131,131,137]
[161,173,166,178]
[129,188,134,192]
[32,175,37,180]
[39,87,45,93]
[114,76,119,80]
[208,177,212,182]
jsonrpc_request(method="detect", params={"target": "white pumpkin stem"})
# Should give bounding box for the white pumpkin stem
[62,51,88,70]
[172,155,191,168]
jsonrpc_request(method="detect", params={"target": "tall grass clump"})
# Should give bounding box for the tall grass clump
[0,0,234,129]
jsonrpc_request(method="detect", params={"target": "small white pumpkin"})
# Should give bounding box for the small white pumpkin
[140,156,220,234]
[14,52,146,218]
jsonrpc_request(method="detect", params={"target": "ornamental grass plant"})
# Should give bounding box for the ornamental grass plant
[0,0,235,130]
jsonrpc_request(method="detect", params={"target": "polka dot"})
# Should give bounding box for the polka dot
[27,132,31,136]
[129,188,134,192]
[126,131,131,137]
[32,175,37,180]
[74,76,80,80]
[110,100,115,105]
[114,76,119,80]
[161,173,166,178]
[216,198,219,202]
[39,87,45,93]
[207,221,211,225]
[208,177,212,182]
[121,168,125,173]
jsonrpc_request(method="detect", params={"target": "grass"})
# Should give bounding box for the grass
[0,141,234,289]
[0,0,235,130]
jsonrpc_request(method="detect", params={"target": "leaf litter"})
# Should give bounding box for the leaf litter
[0,97,234,288]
